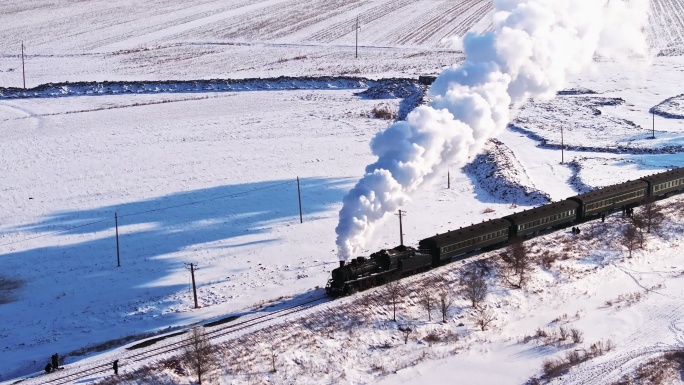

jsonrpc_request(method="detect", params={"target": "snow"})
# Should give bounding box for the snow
[2,0,684,384]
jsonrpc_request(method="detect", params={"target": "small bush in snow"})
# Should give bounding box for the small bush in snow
[570,328,584,344]
[541,357,570,379]
[423,331,441,345]
[565,349,583,365]
[551,313,568,323]
[370,103,397,120]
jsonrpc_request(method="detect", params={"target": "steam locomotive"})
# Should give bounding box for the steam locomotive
[326,167,684,296]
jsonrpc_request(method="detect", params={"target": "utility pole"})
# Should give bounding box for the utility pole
[354,15,360,58]
[447,168,450,189]
[561,126,564,164]
[396,210,405,246]
[652,111,656,139]
[21,42,25,89]
[186,263,199,309]
[297,176,303,223]
[115,212,121,267]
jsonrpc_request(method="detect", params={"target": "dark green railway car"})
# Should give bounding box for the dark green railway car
[569,180,648,220]
[504,200,578,238]
[418,218,512,265]
[640,168,684,198]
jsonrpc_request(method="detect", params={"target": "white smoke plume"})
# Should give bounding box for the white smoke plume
[335,0,650,260]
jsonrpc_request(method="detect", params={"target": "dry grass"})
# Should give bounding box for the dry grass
[611,349,684,385]
[604,291,645,309]
[529,336,615,383]
[370,103,397,120]
[0,275,24,304]
[275,55,308,64]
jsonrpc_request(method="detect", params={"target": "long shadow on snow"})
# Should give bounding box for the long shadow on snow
[0,177,349,377]
[2,177,350,284]
[8,177,348,239]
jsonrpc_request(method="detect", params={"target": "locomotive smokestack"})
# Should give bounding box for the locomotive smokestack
[339,261,345,267]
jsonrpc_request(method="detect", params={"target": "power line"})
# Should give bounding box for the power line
[0,180,296,249]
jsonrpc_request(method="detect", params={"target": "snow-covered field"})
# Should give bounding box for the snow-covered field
[2,0,684,384]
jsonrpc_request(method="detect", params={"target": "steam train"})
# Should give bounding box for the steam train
[325,167,684,296]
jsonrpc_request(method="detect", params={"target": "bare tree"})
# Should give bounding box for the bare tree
[634,198,664,234]
[183,327,218,385]
[630,214,646,249]
[384,280,402,322]
[502,236,531,288]
[473,307,497,331]
[460,267,488,308]
[623,224,639,258]
[399,324,413,344]
[418,287,434,321]
[439,290,453,323]
[269,345,278,373]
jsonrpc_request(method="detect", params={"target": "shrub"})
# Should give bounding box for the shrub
[566,350,583,365]
[542,358,570,379]
[371,104,397,120]
[424,331,441,344]
[570,328,584,344]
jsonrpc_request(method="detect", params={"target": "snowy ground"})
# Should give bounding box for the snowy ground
[3,0,684,384]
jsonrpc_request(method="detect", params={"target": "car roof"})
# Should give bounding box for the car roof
[504,200,579,225]
[419,218,511,247]
[570,180,647,203]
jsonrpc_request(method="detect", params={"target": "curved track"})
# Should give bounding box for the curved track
[14,296,330,385]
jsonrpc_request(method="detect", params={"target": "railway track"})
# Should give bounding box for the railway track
[12,296,330,385]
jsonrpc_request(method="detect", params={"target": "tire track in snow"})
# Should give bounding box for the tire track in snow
[439,0,493,44]
[97,0,291,52]
[0,102,42,130]
[650,0,684,55]
[390,0,482,46]
[304,0,415,44]
[554,289,684,385]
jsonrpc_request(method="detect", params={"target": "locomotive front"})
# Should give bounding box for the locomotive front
[325,253,392,296]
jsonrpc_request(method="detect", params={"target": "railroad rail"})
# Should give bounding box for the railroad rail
[12,296,330,385]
